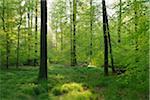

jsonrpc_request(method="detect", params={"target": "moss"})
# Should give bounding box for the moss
[0,66,148,100]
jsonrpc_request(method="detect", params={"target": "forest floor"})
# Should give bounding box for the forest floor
[0,65,148,100]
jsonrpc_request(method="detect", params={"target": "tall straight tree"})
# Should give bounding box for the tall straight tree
[102,0,108,75]
[60,18,64,51]
[72,0,77,66]
[1,0,10,68]
[118,0,122,43]
[89,0,93,62]
[16,3,23,68]
[27,1,31,65]
[102,0,115,74]
[16,1,25,68]
[39,0,48,80]
[69,0,73,66]
[34,0,38,66]
[55,20,58,50]
[105,9,115,73]
[134,0,138,50]
[2,0,9,69]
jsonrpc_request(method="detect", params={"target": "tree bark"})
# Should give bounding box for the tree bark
[16,8,23,68]
[6,31,9,69]
[69,0,73,66]
[34,0,38,66]
[55,21,58,50]
[118,0,122,43]
[90,0,93,62]
[16,2,25,68]
[102,0,108,75]
[134,0,138,51]
[27,11,31,65]
[72,0,77,66]
[2,0,9,69]
[39,0,48,80]
[60,19,64,51]
[105,11,115,73]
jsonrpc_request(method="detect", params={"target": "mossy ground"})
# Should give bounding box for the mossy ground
[0,65,148,100]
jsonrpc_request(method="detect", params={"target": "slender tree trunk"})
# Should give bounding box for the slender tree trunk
[60,20,63,51]
[105,11,115,73]
[55,22,58,50]
[5,0,9,69]
[134,0,138,51]
[72,0,77,66]
[16,18,22,68]
[2,0,6,32]
[2,0,9,69]
[6,32,9,69]
[90,0,93,62]
[25,16,28,62]
[102,0,108,75]
[27,11,31,65]
[34,0,38,66]
[118,0,122,43]
[27,0,33,65]
[16,25,20,68]
[0,50,1,67]
[134,0,139,63]
[16,4,24,68]
[39,0,48,80]
[69,0,73,66]
[30,12,33,64]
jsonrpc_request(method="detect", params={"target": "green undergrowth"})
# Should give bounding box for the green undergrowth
[0,65,149,100]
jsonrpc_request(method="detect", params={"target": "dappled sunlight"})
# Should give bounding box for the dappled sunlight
[49,74,65,81]
[0,65,149,99]
[50,82,94,100]
[0,0,148,99]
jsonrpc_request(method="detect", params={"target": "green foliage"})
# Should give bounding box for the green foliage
[0,0,149,100]
[52,83,83,95]
[0,65,149,100]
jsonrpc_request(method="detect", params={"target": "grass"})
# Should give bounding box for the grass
[0,65,149,100]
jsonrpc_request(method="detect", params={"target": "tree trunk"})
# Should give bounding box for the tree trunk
[60,19,64,51]
[134,0,138,51]
[105,11,115,73]
[0,50,1,67]
[69,0,73,66]
[102,0,108,75]
[39,0,48,80]
[6,32,9,69]
[2,0,9,69]
[30,11,33,65]
[118,0,122,43]
[16,5,23,68]
[90,0,93,62]
[72,0,77,66]
[55,21,58,50]
[34,0,38,66]
[27,11,31,65]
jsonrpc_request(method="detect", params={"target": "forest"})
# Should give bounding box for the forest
[0,0,149,100]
